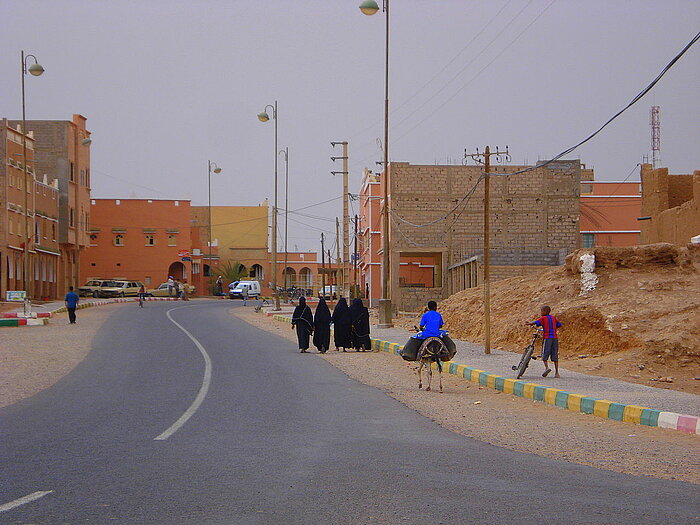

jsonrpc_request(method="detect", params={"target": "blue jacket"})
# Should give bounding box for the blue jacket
[419,310,444,338]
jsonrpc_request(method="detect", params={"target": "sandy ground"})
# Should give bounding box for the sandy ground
[0,305,122,408]
[235,308,699,485]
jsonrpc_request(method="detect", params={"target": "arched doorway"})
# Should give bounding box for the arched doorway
[282,267,296,288]
[250,264,264,280]
[299,267,312,291]
[168,261,186,281]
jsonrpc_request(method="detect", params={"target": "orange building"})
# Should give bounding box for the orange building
[580,179,641,247]
[1,119,61,299]
[357,169,383,306]
[81,199,206,293]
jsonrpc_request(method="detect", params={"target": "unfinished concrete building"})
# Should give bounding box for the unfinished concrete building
[359,160,582,311]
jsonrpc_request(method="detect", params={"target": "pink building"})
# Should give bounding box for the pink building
[358,169,383,306]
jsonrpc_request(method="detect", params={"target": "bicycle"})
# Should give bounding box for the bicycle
[512,329,541,379]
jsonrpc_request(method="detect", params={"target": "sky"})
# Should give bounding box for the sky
[2,0,699,252]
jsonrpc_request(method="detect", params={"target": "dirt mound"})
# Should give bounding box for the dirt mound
[438,244,700,394]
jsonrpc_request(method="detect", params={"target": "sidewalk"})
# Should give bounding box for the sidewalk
[264,307,699,434]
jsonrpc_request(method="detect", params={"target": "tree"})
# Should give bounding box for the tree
[213,260,248,284]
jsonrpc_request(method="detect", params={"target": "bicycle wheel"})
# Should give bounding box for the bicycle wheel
[516,345,534,379]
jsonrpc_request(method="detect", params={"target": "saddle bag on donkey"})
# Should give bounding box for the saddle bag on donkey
[400,334,457,362]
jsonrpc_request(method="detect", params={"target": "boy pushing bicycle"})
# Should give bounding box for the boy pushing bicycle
[526,305,562,377]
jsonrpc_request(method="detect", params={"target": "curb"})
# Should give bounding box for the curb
[1,312,52,319]
[271,314,699,436]
[0,317,49,327]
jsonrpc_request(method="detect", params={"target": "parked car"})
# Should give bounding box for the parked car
[148,281,195,297]
[78,279,117,298]
[100,280,145,298]
[229,280,261,299]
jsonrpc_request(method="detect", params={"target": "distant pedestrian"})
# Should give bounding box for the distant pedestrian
[65,286,79,324]
[216,276,224,296]
[350,298,371,352]
[291,296,314,353]
[242,286,249,306]
[365,282,370,300]
[313,298,332,353]
[331,297,352,352]
[167,276,175,296]
[527,305,563,378]
[174,280,181,299]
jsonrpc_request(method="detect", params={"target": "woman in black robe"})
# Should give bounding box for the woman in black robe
[291,296,314,353]
[312,298,332,353]
[331,297,352,352]
[350,298,371,352]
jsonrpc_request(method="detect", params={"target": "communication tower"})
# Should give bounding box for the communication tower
[650,106,661,168]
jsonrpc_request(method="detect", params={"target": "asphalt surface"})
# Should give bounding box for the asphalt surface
[1,301,698,524]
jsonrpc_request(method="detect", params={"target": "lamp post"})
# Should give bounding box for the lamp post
[208,160,222,293]
[359,0,392,327]
[258,101,281,310]
[20,50,44,300]
[279,147,289,300]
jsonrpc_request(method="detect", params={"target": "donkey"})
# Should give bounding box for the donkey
[417,336,449,393]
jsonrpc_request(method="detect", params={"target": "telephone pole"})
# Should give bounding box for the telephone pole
[353,214,359,298]
[335,217,342,302]
[321,233,326,298]
[464,145,510,355]
[331,141,350,299]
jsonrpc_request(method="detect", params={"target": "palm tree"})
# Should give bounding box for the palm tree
[211,261,248,294]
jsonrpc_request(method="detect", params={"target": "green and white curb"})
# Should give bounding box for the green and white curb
[272,314,699,435]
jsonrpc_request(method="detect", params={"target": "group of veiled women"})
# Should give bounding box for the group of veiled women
[291,297,372,353]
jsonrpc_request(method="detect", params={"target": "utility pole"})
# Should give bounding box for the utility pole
[331,141,349,299]
[353,214,359,298]
[336,217,342,300]
[321,233,326,299]
[464,146,510,355]
[328,249,334,306]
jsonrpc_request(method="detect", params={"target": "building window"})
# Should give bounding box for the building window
[114,234,124,246]
[70,162,75,182]
[52,224,57,241]
[69,207,75,227]
[168,234,177,246]
[145,234,155,246]
[250,264,265,280]
[192,262,200,275]
[582,233,595,248]
[8,218,13,235]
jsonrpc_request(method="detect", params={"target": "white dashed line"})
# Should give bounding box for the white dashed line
[154,305,212,441]
[0,491,53,513]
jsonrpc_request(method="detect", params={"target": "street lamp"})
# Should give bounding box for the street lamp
[279,147,289,301]
[20,50,44,301]
[359,0,393,327]
[208,160,222,294]
[258,101,281,311]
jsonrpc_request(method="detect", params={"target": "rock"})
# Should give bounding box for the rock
[473,401,482,405]
[578,354,589,359]
[638,364,645,370]
[630,374,641,379]
[592,364,602,370]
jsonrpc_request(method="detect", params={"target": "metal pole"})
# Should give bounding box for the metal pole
[208,160,212,294]
[283,147,289,300]
[272,101,280,310]
[21,50,31,299]
[378,0,393,327]
[353,214,358,298]
[483,146,491,355]
[336,217,342,302]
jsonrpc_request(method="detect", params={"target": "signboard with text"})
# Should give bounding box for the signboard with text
[6,291,27,302]
[178,250,190,258]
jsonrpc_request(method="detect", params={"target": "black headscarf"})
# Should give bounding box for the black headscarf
[331,297,352,325]
[292,296,313,331]
[350,298,370,333]
[349,298,366,321]
[314,298,331,326]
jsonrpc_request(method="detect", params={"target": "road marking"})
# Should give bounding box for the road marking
[0,491,53,513]
[154,305,213,441]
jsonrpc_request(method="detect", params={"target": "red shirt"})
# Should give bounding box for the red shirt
[534,315,561,339]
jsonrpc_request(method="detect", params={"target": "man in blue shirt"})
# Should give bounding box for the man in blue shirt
[419,300,444,338]
[65,286,80,324]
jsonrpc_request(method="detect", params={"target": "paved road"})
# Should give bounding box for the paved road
[1,301,697,524]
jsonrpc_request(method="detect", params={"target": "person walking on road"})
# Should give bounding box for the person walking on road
[65,286,79,324]
[174,280,181,299]
[167,276,175,297]
[313,298,332,353]
[242,286,249,306]
[291,296,314,353]
[527,305,563,378]
[331,297,352,352]
[350,298,371,352]
[216,276,224,296]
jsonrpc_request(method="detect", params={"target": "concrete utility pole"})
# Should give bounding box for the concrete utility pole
[331,141,349,299]
[353,214,359,298]
[464,145,510,355]
[320,233,326,299]
[335,218,342,304]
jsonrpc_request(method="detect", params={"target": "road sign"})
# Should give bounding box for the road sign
[181,257,192,262]
[178,250,190,257]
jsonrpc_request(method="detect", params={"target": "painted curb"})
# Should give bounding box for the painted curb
[272,314,699,436]
[0,317,49,327]
[0,312,52,319]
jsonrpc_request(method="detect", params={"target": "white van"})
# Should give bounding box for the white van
[230,280,261,299]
